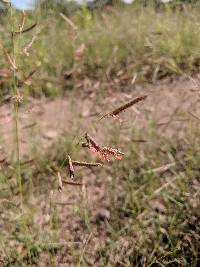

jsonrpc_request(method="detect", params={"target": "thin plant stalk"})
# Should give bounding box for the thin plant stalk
[10,5,23,213]
[10,5,32,260]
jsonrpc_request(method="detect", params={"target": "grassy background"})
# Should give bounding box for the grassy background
[1,104,199,266]
[0,2,200,266]
[1,2,200,97]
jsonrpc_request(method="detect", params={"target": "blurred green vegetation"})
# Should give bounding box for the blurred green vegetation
[1,2,200,97]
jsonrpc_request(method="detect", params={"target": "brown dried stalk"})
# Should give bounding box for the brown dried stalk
[132,139,147,143]
[72,161,102,167]
[100,95,147,120]
[145,163,176,174]
[62,180,83,186]
[60,13,77,30]
[20,159,34,166]
[22,122,37,129]
[54,202,74,206]
[57,172,63,192]
[188,111,200,121]
[15,22,37,35]
[0,42,17,70]
[67,155,75,180]
[18,10,26,33]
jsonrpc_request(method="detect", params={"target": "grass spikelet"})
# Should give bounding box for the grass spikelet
[57,172,63,192]
[82,133,124,161]
[67,155,75,180]
[72,161,103,167]
[99,147,124,161]
[0,42,17,70]
[100,95,147,120]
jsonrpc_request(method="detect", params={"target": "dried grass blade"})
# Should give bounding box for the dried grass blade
[55,202,73,206]
[100,95,147,120]
[145,163,176,174]
[62,180,83,186]
[132,139,147,143]
[188,111,200,121]
[22,122,37,129]
[57,172,63,192]
[60,13,77,30]
[21,159,34,165]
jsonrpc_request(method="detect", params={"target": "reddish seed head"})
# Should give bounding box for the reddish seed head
[88,145,124,162]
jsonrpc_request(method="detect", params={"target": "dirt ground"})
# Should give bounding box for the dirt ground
[0,76,199,157]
